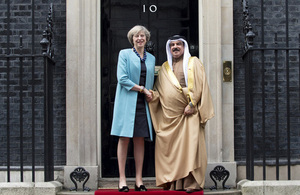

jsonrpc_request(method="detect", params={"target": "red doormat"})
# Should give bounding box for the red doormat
[95,189,204,195]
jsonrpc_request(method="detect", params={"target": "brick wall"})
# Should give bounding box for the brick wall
[0,0,66,166]
[233,0,247,162]
[233,0,300,163]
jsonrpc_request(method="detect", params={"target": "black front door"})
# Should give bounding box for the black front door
[101,0,199,177]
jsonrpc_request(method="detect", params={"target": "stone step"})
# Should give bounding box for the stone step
[57,178,241,195]
[57,191,95,195]
[204,189,242,195]
[57,189,241,195]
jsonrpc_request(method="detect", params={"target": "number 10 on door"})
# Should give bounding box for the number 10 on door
[143,4,157,13]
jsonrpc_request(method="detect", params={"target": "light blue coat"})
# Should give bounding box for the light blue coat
[110,48,155,141]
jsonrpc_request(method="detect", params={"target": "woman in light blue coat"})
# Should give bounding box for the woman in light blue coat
[110,25,155,192]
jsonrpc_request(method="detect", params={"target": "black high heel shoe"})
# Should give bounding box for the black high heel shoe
[118,186,129,192]
[135,184,147,191]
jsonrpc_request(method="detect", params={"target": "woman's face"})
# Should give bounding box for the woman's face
[133,31,146,49]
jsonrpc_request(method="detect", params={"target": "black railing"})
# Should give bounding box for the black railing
[242,0,300,180]
[0,3,54,182]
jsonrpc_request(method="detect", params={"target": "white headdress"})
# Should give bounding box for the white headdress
[166,35,191,86]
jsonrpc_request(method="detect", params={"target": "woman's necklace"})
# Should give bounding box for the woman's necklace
[133,47,147,62]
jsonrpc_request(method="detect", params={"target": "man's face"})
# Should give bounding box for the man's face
[169,40,184,59]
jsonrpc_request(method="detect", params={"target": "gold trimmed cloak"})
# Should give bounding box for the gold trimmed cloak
[149,57,214,188]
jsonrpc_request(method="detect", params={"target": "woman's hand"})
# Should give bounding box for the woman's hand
[143,88,153,102]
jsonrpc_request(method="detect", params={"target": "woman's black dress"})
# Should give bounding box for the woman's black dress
[133,60,150,138]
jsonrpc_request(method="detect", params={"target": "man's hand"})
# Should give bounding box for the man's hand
[184,104,195,116]
[143,88,153,102]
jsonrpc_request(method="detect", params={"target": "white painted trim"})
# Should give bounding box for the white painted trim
[96,0,102,179]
